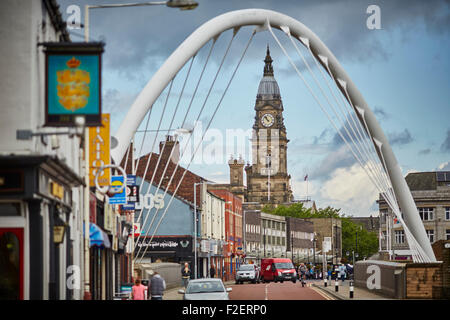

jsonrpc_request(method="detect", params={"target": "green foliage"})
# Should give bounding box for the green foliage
[262,203,341,219]
[341,217,379,262]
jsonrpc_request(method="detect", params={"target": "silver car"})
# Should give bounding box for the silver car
[178,278,232,300]
[235,264,259,284]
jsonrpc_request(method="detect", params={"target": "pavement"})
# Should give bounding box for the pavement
[311,279,391,300]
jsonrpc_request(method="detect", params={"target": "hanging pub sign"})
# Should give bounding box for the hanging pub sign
[43,42,104,127]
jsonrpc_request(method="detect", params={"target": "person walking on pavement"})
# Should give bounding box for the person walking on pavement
[181,262,191,288]
[339,263,347,282]
[131,278,146,300]
[148,271,166,300]
[210,264,216,278]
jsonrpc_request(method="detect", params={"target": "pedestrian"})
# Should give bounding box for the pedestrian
[148,271,166,300]
[131,278,146,300]
[181,262,191,288]
[210,264,216,278]
[339,263,347,282]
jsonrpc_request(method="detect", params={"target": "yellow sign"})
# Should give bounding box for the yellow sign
[50,181,64,200]
[89,114,110,187]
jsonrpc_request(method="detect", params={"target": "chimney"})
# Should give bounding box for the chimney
[159,135,180,164]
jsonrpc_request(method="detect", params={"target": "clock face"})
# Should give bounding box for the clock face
[261,113,274,127]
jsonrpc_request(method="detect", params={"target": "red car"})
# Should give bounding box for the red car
[260,258,297,283]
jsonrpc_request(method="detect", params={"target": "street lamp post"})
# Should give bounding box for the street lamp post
[291,233,294,262]
[313,236,316,266]
[84,0,198,42]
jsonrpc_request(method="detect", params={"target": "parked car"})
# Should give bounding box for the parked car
[260,258,297,283]
[178,278,232,300]
[235,264,260,284]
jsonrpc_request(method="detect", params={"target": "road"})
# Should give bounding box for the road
[228,280,334,300]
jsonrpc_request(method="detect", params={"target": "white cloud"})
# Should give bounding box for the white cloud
[292,179,319,201]
[316,163,379,217]
[437,161,450,171]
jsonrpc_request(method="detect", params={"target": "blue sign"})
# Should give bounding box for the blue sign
[127,175,136,186]
[109,175,127,204]
[48,54,100,116]
[44,43,104,127]
[121,204,135,211]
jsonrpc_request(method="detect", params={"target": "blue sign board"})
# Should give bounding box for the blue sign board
[109,175,127,205]
[127,175,136,186]
[121,204,135,211]
[44,42,104,127]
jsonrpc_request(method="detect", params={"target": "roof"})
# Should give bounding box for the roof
[43,0,70,42]
[404,172,437,191]
[257,46,281,97]
[134,152,206,205]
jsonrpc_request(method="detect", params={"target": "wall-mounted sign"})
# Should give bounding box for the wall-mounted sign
[108,175,127,205]
[44,42,104,127]
[89,114,110,187]
[50,181,64,200]
[135,193,165,210]
[126,185,139,203]
[135,236,193,255]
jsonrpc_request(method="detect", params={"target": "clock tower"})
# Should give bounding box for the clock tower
[245,46,293,205]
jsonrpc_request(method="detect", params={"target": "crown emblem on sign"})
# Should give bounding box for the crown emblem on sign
[66,56,81,68]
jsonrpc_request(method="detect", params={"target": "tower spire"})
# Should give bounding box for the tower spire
[263,44,274,76]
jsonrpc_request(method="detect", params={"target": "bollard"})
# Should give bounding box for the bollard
[349,280,354,299]
[324,278,327,287]
[335,273,340,292]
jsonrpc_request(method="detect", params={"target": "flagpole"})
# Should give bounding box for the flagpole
[305,174,309,201]
[306,179,308,201]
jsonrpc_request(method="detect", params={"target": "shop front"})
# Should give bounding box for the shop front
[136,235,194,266]
[0,155,84,300]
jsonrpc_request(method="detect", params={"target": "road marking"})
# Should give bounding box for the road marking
[311,286,335,300]
[265,284,269,300]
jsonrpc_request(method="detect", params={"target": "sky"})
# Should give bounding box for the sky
[58,0,450,217]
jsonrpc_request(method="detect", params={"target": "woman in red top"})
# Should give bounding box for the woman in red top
[131,279,147,300]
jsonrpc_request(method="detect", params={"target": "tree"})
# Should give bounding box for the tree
[341,217,378,263]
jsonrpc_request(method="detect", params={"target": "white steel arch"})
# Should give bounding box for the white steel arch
[110,9,436,262]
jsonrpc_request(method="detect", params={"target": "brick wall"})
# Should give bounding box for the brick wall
[432,240,450,298]
[405,263,443,299]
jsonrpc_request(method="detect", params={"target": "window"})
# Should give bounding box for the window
[0,203,21,217]
[418,208,434,221]
[446,229,450,241]
[446,208,450,221]
[395,230,405,244]
[426,229,435,243]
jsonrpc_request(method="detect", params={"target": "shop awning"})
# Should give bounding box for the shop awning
[89,222,111,249]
